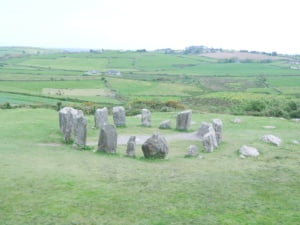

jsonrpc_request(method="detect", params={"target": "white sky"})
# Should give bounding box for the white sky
[1,0,300,54]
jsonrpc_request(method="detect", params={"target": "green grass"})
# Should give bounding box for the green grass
[0,108,300,224]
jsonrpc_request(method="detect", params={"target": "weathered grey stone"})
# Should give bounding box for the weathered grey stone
[74,114,87,147]
[141,109,151,127]
[212,119,223,145]
[261,134,282,146]
[185,145,199,157]
[176,110,192,130]
[263,126,276,129]
[231,118,241,123]
[292,140,299,145]
[98,124,118,153]
[112,106,126,127]
[197,122,214,139]
[126,136,136,157]
[159,120,172,129]
[202,132,218,153]
[59,107,78,133]
[142,133,168,159]
[94,107,108,128]
[239,145,259,157]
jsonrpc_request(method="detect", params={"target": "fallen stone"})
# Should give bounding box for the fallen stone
[231,118,241,123]
[141,109,151,127]
[263,126,276,129]
[212,119,223,145]
[126,136,136,157]
[291,118,300,122]
[94,107,108,128]
[112,106,126,127]
[159,120,172,129]
[239,145,259,157]
[98,124,118,153]
[261,134,282,146]
[142,133,169,159]
[291,140,299,145]
[185,145,199,157]
[176,110,192,130]
[73,114,87,147]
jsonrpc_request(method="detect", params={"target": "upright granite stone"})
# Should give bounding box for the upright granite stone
[59,107,78,133]
[126,136,136,157]
[142,133,169,159]
[112,106,126,127]
[141,109,151,127]
[202,132,217,153]
[176,110,192,130]
[94,107,108,128]
[98,124,118,153]
[212,119,223,145]
[197,122,215,139]
[73,114,87,147]
[159,120,172,129]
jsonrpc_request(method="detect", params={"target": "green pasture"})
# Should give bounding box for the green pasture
[0,108,299,225]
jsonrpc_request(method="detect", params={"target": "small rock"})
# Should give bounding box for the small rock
[291,118,300,122]
[185,145,199,157]
[231,118,241,123]
[198,155,203,159]
[292,140,299,145]
[159,120,172,129]
[261,134,282,146]
[239,145,259,157]
[263,126,276,129]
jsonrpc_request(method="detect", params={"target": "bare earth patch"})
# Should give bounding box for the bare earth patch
[42,88,115,97]
[36,143,63,147]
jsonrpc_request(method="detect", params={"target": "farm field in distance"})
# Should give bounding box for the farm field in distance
[1,47,300,225]
[1,46,300,117]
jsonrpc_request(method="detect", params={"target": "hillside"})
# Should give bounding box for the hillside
[1,47,300,118]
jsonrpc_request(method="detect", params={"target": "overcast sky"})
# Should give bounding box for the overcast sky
[1,0,300,54]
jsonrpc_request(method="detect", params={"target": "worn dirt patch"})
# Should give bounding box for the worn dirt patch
[201,52,285,60]
[36,143,63,147]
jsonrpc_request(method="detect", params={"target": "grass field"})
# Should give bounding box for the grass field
[0,108,299,225]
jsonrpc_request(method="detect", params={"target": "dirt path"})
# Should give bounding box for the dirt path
[88,132,200,145]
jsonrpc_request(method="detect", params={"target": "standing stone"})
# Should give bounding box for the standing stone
[126,136,136,157]
[112,106,126,127]
[142,133,169,159]
[176,110,192,130]
[212,119,223,145]
[94,107,108,128]
[59,107,78,133]
[159,120,172,129]
[202,132,217,153]
[141,109,151,127]
[197,122,214,139]
[98,124,118,153]
[73,114,87,147]
[185,145,199,157]
[63,110,74,142]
